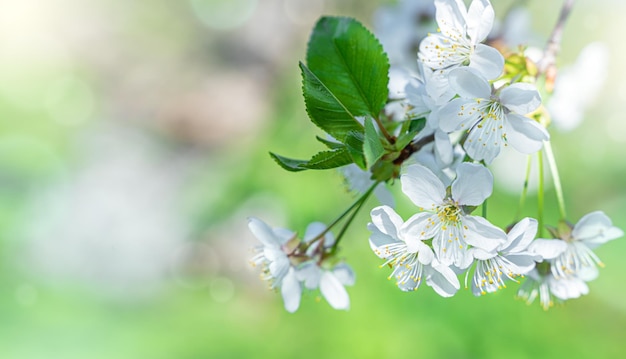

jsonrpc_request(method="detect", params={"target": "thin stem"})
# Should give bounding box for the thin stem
[515,155,533,221]
[537,151,545,238]
[374,116,395,144]
[330,182,377,254]
[538,0,576,76]
[543,141,567,220]
[482,198,488,219]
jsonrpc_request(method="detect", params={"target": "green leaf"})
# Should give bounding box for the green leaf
[316,136,344,150]
[269,152,308,172]
[301,62,363,142]
[363,117,385,167]
[395,118,426,149]
[344,131,366,169]
[307,17,390,119]
[300,149,353,170]
[269,148,353,172]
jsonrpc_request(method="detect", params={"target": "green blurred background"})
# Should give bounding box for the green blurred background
[0,0,625,358]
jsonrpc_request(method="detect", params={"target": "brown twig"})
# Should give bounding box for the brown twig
[538,0,576,76]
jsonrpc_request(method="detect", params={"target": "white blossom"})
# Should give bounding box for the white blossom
[248,217,302,313]
[419,0,504,79]
[468,217,541,296]
[439,67,549,164]
[400,162,506,268]
[368,205,460,297]
[551,211,623,279]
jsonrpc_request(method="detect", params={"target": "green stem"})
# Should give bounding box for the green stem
[308,181,379,246]
[330,182,378,254]
[515,155,532,221]
[482,198,488,219]
[537,150,545,238]
[374,116,395,144]
[543,140,567,220]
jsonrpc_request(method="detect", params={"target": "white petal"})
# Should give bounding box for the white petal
[504,252,539,274]
[504,113,549,154]
[268,253,290,280]
[501,217,538,253]
[448,67,491,99]
[500,83,542,114]
[451,162,493,206]
[281,268,302,313]
[469,44,504,80]
[401,212,440,241]
[528,239,567,260]
[470,247,496,260]
[573,211,624,246]
[438,98,482,132]
[549,276,588,300]
[370,205,403,239]
[463,215,507,251]
[434,129,453,166]
[320,271,350,310]
[417,244,436,265]
[435,0,467,38]
[576,266,599,282]
[248,217,281,248]
[426,262,461,297]
[401,164,446,209]
[304,222,326,242]
[466,0,494,43]
[296,262,321,290]
[332,263,356,286]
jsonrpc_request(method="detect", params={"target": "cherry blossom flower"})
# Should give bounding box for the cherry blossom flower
[419,0,504,79]
[468,217,541,296]
[248,217,302,312]
[399,162,506,268]
[439,67,549,164]
[550,211,623,279]
[368,205,460,297]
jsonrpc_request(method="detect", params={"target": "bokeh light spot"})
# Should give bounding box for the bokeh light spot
[190,0,258,31]
[210,277,235,303]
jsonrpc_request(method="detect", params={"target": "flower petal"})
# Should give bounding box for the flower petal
[248,217,281,248]
[320,271,350,310]
[401,212,439,241]
[370,205,404,239]
[469,44,504,80]
[504,113,549,154]
[500,83,541,114]
[434,129,453,166]
[549,276,588,300]
[572,211,624,246]
[438,98,482,132]
[466,0,494,43]
[451,162,493,206]
[501,217,538,253]
[435,0,467,38]
[504,252,539,274]
[295,262,321,290]
[332,263,356,286]
[281,268,302,313]
[426,262,461,297]
[401,164,446,209]
[463,215,506,251]
[528,239,567,260]
[448,67,491,99]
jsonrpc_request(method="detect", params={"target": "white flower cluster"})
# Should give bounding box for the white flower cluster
[364,0,623,307]
[249,218,355,313]
[517,212,623,309]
